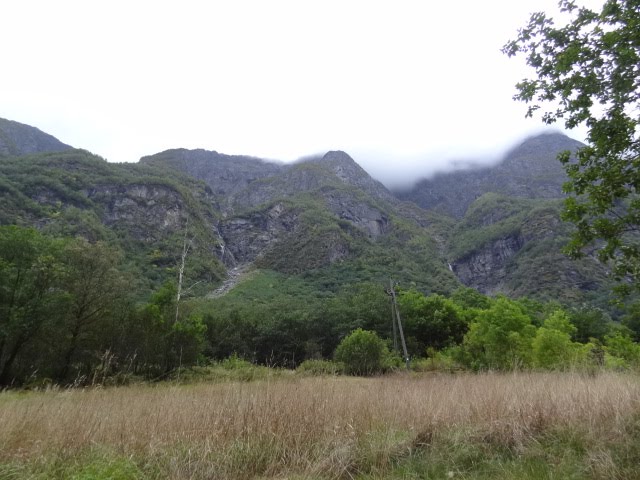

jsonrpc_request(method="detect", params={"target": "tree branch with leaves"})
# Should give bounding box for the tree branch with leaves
[503,0,640,293]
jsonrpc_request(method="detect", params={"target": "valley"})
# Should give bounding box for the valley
[2,116,640,479]
[0,116,635,380]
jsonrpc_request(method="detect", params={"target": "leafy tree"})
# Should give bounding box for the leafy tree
[450,287,491,310]
[203,306,258,361]
[0,226,67,385]
[334,328,391,375]
[532,310,582,369]
[55,239,129,381]
[399,291,468,355]
[569,306,612,342]
[461,297,536,370]
[130,282,206,376]
[326,282,392,340]
[251,301,316,367]
[622,302,640,342]
[604,329,640,367]
[504,0,640,292]
[515,298,568,328]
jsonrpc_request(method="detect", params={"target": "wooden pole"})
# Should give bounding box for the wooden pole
[389,279,410,370]
[390,280,398,353]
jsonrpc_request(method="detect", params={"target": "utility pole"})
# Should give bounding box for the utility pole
[391,291,398,353]
[387,279,410,370]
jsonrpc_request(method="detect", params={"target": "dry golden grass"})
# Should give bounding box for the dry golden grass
[1,371,639,479]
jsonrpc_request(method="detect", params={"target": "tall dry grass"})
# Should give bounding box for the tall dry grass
[1,371,639,479]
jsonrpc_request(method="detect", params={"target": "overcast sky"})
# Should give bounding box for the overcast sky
[1,0,601,188]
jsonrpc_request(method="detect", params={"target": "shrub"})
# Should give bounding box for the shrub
[605,331,640,369]
[412,348,463,372]
[334,329,391,376]
[296,359,344,376]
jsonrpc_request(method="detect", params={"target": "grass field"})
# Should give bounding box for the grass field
[1,371,639,479]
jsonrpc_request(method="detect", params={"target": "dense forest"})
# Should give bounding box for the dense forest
[3,221,640,387]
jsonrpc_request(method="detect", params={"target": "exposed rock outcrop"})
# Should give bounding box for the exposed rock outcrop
[305,151,399,204]
[452,234,524,295]
[147,148,406,275]
[321,188,389,238]
[85,184,189,242]
[140,149,284,209]
[218,203,298,263]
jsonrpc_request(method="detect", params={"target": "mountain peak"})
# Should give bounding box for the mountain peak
[321,150,355,162]
[397,132,585,218]
[503,132,584,164]
[516,131,581,147]
[0,118,72,157]
[306,150,366,182]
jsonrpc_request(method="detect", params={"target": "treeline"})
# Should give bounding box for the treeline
[2,226,640,387]
[0,226,207,387]
[203,277,640,372]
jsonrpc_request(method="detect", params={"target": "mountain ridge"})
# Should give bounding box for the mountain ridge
[395,132,585,218]
[0,117,612,306]
[0,117,72,157]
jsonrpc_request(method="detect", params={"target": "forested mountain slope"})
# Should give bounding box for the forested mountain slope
[390,132,611,303]
[0,119,614,305]
[143,148,458,293]
[0,149,226,296]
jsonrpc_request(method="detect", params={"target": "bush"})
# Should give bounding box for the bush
[296,359,344,376]
[172,354,289,383]
[604,331,640,369]
[334,329,391,376]
[412,348,463,372]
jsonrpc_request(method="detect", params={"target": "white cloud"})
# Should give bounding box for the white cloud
[1,0,600,183]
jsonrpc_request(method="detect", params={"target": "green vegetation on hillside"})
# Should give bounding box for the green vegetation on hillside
[448,193,532,259]
[1,133,639,388]
[0,226,214,386]
[2,217,639,386]
[0,150,225,296]
[448,193,613,304]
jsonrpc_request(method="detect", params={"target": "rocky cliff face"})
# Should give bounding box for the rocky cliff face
[140,149,285,212]
[386,133,610,301]
[140,136,610,302]
[218,202,298,265]
[304,151,399,205]
[448,197,607,300]
[143,149,399,214]
[0,118,72,157]
[144,148,410,275]
[321,188,389,239]
[226,150,399,214]
[452,234,524,295]
[85,184,195,242]
[0,149,227,293]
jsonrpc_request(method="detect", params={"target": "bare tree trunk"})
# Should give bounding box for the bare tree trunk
[175,218,192,325]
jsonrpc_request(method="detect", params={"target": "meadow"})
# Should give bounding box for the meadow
[1,371,640,479]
